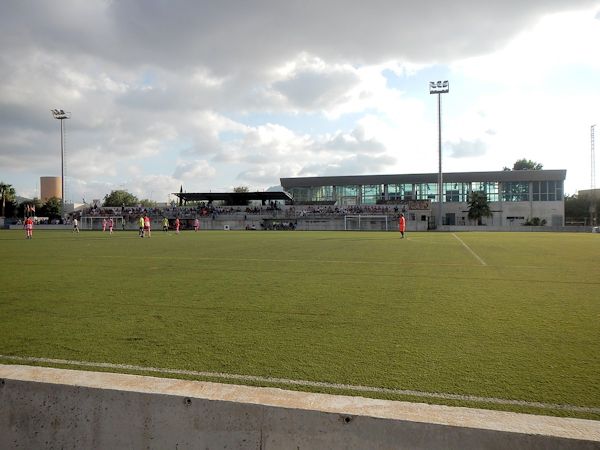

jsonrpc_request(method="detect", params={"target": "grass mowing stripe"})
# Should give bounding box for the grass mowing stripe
[92,254,547,270]
[3,355,599,415]
[2,230,599,418]
[452,233,487,266]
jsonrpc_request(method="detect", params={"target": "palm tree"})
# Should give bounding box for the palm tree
[0,182,16,217]
[467,191,492,225]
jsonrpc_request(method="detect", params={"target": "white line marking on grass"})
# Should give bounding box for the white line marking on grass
[452,233,487,266]
[1,355,598,414]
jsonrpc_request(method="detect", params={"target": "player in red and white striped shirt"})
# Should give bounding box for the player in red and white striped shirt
[24,217,33,239]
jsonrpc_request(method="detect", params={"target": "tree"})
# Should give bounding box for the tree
[512,159,543,170]
[139,198,156,207]
[40,197,62,220]
[467,191,492,225]
[0,181,16,217]
[565,193,600,225]
[233,186,249,193]
[18,198,43,218]
[103,190,139,207]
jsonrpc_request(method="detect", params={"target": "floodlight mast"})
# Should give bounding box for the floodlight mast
[51,109,71,221]
[429,81,449,229]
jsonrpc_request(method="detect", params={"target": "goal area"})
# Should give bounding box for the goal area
[80,216,125,230]
[344,215,389,231]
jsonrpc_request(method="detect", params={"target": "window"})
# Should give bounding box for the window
[471,182,499,201]
[416,183,438,200]
[443,183,468,202]
[289,186,333,202]
[362,184,382,204]
[502,182,529,202]
[532,180,563,201]
[289,187,311,202]
[387,184,414,201]
[336,185,359,204]
[445,190,459,202]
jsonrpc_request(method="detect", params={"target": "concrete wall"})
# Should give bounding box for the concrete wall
[440,199,564,227]
[1,365,599,450]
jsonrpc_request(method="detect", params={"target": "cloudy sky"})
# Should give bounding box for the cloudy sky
[1,0,599,203]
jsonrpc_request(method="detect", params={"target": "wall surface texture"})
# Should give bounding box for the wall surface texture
[1,365,599,450]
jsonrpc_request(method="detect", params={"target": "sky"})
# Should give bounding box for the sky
[1,0,599,204]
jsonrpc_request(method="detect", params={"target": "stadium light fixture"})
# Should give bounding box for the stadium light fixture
[51,109,71,221]
[429,81,449,228]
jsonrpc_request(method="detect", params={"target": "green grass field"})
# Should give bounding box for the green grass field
[1,229,599,419]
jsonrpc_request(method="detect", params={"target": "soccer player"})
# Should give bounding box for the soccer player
[174,217,180,234]
[193,217,199,232]
[162,217,169,232]
[138,216,144,238]
[73,218,80,233]
[102,218,107,232]
[398,213,406,239]
[108,217,114,235]
[144,214,151,238]
[24,216,33,239]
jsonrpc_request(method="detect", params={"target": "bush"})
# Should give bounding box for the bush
[524,217,547,226]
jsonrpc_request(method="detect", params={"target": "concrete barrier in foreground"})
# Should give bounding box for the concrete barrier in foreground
[1,365,598,449]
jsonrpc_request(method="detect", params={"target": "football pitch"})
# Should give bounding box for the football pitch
[1,229,598,420]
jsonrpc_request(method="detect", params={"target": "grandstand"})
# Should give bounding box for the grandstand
[281,169,567,228]
[74,169,569,231]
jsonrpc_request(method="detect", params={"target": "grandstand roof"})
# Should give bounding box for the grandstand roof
[280,170,566,188]
[173,191,293,204]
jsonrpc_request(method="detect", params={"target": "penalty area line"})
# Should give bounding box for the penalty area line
[1,355,598,415]
[452,233,487,266]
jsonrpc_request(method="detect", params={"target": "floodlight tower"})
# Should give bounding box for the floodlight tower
[51,109,71,220]
[429,80,449,228]
[591,124,597,226]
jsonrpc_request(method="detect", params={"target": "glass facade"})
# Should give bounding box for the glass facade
[288,186,334,202]
[502,182,529,202]
[387,184,414,201]
[532,180,563,201]
[286,177,563,204]
[416,183,438,201]
[336,185,359,204]
[471,182,499,201]
[361,184,382,204]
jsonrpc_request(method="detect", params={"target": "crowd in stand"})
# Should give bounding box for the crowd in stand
[76,200,429,224]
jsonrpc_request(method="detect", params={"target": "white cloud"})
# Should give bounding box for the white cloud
[453,8,600,84]
[173,160,216,180]
[447,139,488,159]
[1,1,599,202]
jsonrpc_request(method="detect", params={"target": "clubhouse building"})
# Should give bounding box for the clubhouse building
[280,170,566,227]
